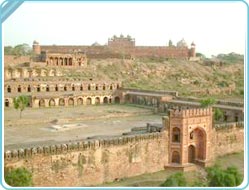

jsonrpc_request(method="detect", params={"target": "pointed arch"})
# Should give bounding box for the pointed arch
[103,97,108,104]
[39,99,45,107]
[114,96,120,104]
[59,98,65,106]
[49,99,55,107]
[86,97,92,105]
[77,98,83,105]
[172,127,181,143]
[95,97,100,105]
[68,98,74,106]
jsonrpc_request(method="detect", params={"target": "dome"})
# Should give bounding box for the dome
[177,38,187,47]
[92,42,101,46]
[33,40,39,45]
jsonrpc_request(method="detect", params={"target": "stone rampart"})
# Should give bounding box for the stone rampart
[4,121,244,186]
[176,96,243,107]
[214,122,244,157]
[4,132,168,186]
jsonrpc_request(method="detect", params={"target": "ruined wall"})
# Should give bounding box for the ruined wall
[4,132,168,187]
[4,67,62,80]
[4,55,31,66]
[214,122,244,157]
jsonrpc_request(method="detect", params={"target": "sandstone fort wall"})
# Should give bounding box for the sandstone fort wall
[4,122,244,186]
[5,132,168,186]
[214,122,244,157]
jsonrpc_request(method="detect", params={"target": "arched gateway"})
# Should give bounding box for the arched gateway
[168,108,213,167]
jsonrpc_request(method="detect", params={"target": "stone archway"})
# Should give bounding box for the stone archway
[59,98,65,106]
[172,151,180,164]
[114,97,120,104]
[188,145,195,163]
[95,97,100,105]
[39,99,45,107]
[103,97,108,104]
[49,99,55,107]
[190,128,207,161]
[172,127,180,143]
[68,98,74,106]
[86,97,92,105]
[77,98,83,105]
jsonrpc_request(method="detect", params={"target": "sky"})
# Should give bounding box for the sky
[2,1,247,57]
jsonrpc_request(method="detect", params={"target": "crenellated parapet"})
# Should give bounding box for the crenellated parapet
[170,107,212,118]
[4,132,163,160]
[214,121,244,130]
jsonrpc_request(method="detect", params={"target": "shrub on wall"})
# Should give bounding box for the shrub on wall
[200,98,216,108]
[5,167,32,187]
[214,108,224,121]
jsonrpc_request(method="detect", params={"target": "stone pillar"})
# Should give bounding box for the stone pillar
[54,98,59,107]
[32,99,40,108]
[73,97,77,106]
[100,96,104,104]
[92,97,96,105]
[45,99,49,107]
[65,98,69,107]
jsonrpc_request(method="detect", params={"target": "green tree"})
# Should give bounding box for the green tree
[214,108,224,121]
[161,172,187,187]
[196,52,206,59]
[200,98,216,108]
[13,95,29,119]
[206,165,242,187]
[5,167,32,187]
[4,44,32,56]
[4,46,14,55]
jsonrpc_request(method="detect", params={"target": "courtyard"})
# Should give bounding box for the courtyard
[4,104,162,150]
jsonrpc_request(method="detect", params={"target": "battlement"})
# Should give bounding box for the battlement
[170,108,212,117]
[214,121,244,130]
[4,132,163,160]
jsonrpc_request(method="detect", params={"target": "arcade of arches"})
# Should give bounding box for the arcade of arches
[46,53,87,67]
[4,96,121,108]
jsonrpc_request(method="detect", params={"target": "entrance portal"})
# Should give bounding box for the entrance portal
[171,151,180,164]
[188,145,195,163]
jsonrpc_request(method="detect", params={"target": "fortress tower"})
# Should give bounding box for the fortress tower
[32,40,41,55]
[189,42,196,57]
[168,108,214,168]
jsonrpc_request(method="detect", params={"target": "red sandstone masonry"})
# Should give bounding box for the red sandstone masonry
[214,122,244,157]
[4,121,244,187]
[4,132,169,186]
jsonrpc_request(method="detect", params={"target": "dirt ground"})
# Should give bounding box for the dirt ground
[4,105,162,150]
